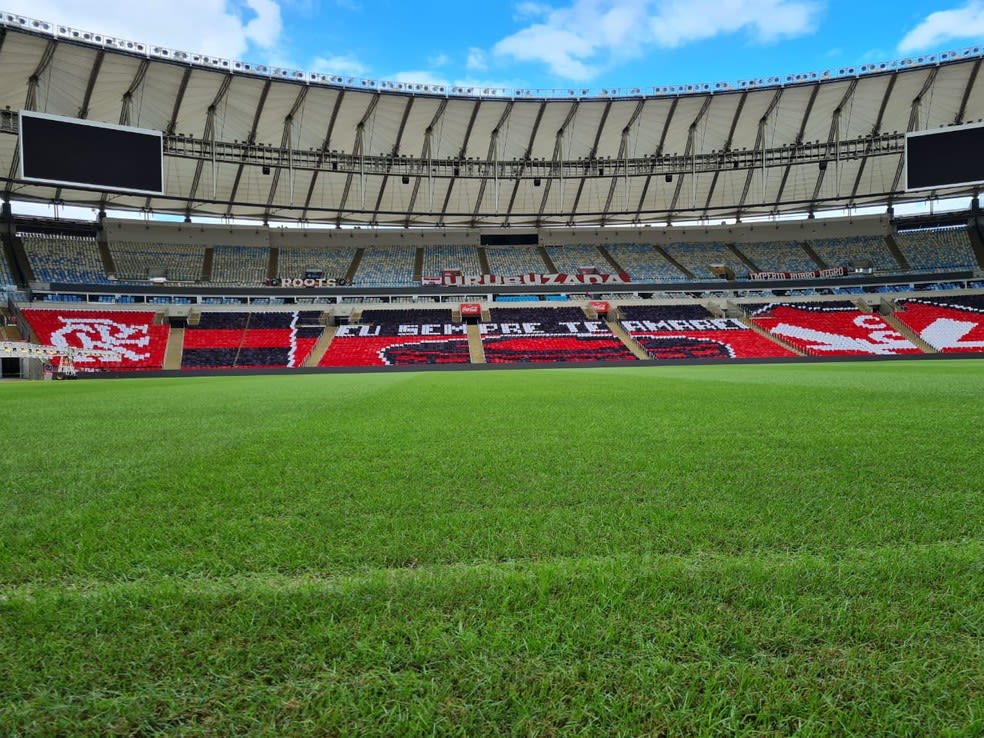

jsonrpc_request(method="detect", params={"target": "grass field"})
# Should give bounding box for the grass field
[1,360,983,736]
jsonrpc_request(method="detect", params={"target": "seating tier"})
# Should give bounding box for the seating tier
[893,297,984,353]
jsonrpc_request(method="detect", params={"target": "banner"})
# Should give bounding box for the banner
[747,267,849,280]
[425,272,630,287]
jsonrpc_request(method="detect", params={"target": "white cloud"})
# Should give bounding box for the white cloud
[898,1,984,54]
[466,47,489,71]
[311,55,369,77]
[1,0,283,60]
[492,0,822,81]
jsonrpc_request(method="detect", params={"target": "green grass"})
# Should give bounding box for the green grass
[1,360,982,736]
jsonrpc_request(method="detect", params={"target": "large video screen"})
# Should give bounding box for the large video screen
[19,111,163,195]
[905,122,984,192]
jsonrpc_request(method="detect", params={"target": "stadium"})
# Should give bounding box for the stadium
[1,8,983,735]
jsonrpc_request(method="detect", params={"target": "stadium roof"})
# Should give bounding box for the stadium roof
[2,12,984,228]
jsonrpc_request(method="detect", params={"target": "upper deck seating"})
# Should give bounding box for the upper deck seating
[484,246,548,276]
[0,249,14,286]
[210,245,269,284]
[808,236,899,270]
[894,226,978,271]
[733,240,818,274]
[277,246,358,282]
[661,242,746,280]
[108,241,205,283]
[351,247,417,287]
[604,243,687,281]
[421,245,483,277]
[21,234,112,285]
[545,245,607,274]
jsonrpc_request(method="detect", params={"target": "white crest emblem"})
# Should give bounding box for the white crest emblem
[49,318,151,362]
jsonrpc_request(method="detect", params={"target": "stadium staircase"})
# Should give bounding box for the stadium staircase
[345,249,364,282]
[200,248,214,282]
[10,236,33,284]
[413,247,424,283]
[652,244,693,279]
[538,246,557,273]
[606,319,651,360]
[267,248,279,281]
[800,241,827,269]
[477,247,491,274]
[726,243,759,273]
[163,325,184,369]
[740,314,807,356]
[304,325,337,367]
[96,231,116,279]
[880,309,936,353]
[884,234,911,271]
[967,220,984,268]
[596,245,626,275]
[467,324,486,363]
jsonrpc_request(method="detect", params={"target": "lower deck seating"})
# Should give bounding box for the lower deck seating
[20,308,169,370]
[182,311,323,369]
[618,304,795,359]
[480,307,637,363]
[893,297,984,353]
[319,308,469,367]
[750,303,922,356]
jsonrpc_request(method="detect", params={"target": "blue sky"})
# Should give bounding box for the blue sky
[3,1,984,94]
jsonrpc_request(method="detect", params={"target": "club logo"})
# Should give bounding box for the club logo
[49,318,151,362]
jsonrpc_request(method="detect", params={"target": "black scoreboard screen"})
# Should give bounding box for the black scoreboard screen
[905,123,984,192]
[19,111,163,195]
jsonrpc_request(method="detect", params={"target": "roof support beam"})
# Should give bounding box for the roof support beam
[504,100,547,226]
[668,94,713,220]
[225,79,271,217]
[634,97,678,222]
[264,85,309,221]
[119,59,149,126]
[955,57,981,125]
[370,95,414,224]
[405,98,448,226]
[890,67,940,196]
[537,101,579,224]
[300,89,346,221]
[439,99,482,225]
[737,88,783,218]
[78,50,104,119]
[848,71,903,205]
[702,91,748,218]
[808,79,857,215]
[6,38,57,195]
[774,83,820,211]
[471,102,514,225]
[335,92,380,226]
[600,99,644,224]
[184,73,234,219]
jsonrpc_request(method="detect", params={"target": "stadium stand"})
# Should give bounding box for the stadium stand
[0,249,15,286]
[893,296,984,353]
[209,245,270,284]
[21,233,112,285]
[733,240,819,274]
[807,236,899,271]
[893,226,978,271]
[618,304,795,359]
[661,242,747,280]
[276,246,358,282]
[604,243,687,281]
[480,306,637,363]
[351,247,417,287]
[20,308,170,370]
[749,302,922,356]
[421,245,483,278]
[109,241,206,283]
[545,245,607,274]
[318,308,469,367]
[484,246,548,275]
[182,311,323,369]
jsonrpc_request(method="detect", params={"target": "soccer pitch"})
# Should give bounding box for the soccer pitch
[1,361,982,735]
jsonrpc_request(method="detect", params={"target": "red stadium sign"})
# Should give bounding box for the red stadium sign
[460,303,482,317]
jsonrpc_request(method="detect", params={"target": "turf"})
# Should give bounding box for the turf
[1,360,982,736]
